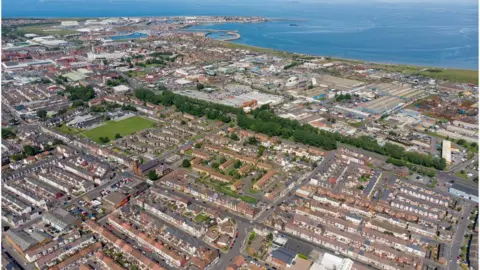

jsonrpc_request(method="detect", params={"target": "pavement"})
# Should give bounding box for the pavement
[447,154,478,173]
[448,201,476,270]
[159,154,330,269]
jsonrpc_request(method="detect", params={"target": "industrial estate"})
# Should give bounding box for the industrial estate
[0,16,478,270]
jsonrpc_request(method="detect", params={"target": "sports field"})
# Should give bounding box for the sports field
[82,116,155,143]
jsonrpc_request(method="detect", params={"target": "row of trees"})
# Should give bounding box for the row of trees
[238,105,446,170]
[386,157,436,177]
[134,88,446,170]
[134,89,237,123]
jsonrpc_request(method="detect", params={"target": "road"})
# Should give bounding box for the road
[430,136,438,155]
[448,202,475,270]
[115,70,143,89]
[447,154,477,173]
[156,153,330,269]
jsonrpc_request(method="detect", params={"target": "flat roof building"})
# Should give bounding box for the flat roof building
[442,140,452,164]
[449,183,479,202]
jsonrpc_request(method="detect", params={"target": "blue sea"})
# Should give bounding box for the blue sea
[3,0,478,69]
[110,32,148,40]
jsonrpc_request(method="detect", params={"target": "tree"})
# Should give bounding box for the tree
[57,108,68,115]
[99,137,110,143]
[212,162,220,169]
[247,137,258,145]
[121,104,137,112]
[180,120,186,125]
[229,122,235,128]
[2,128,16,139]
[258,146,266,157]
[11,153,25,161]
[195,143,202,149]
[115,133,122,139]
[37,110,47,121]
[53,139,64,145]
[24,145,40,156]
[71,100,85,108]
[457,139,467,145]
[182,159,191,168]
[147,170,159,180]
[196,83,204,90]
[219,157,227,164]
[234,160,242,169]
[65,85,95,101]
[249,231,256,241]
[230,133,239,141]
[267,233,273,242]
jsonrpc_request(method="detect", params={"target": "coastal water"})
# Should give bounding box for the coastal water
[110,32,148,40]
[3,0,478,69]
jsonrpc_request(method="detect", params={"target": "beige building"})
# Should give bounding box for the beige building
[442,140,452,164]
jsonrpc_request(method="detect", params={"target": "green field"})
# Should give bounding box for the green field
[367,64,478,84]
[81,116,155,143]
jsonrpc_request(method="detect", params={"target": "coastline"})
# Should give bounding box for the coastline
[217,41,478,84]
[184,21,478,74]
[7,16,478,83]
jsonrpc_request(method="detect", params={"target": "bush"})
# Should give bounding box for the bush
[230,133,239,141]
[297,254,309,260]
[182,159,191,168]
[2,128,16,139]
[99,137,110,143]
[249,231,256,241]
[148,170,159,180]
[37,110,47,121]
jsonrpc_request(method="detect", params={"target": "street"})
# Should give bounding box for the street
[448,202,475,270]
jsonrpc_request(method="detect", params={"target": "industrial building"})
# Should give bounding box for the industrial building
[449,183,479,202]
[357,83,424,115]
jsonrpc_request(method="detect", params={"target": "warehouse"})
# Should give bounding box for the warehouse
[449,183,479,202]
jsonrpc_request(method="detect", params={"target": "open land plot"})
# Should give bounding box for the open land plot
[370,64,478,84]
[81,116,156,143]
[17,25,78,36]
[55,124,82,135]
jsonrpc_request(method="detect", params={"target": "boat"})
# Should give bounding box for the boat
[290,23,299,26]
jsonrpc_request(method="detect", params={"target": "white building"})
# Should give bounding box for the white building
[442,140,452,164]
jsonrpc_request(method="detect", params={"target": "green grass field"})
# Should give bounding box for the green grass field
[369,64,478,84]
[81,116,155,143]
